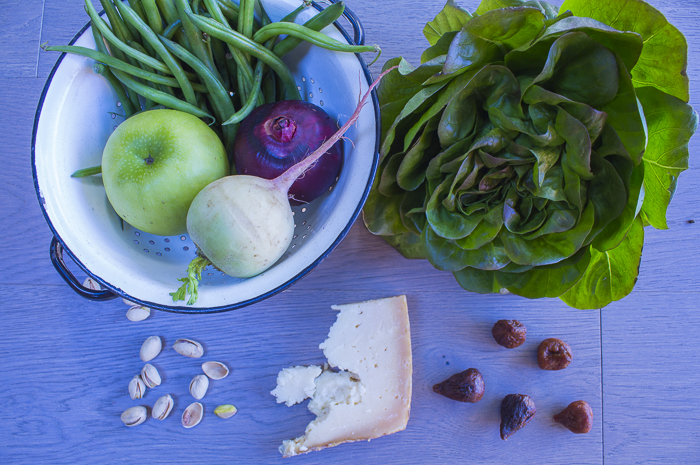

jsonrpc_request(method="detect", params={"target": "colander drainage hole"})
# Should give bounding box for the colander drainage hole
[301,207,307,213]
[183,246,189,251]
[144,249,149,253]
[164,248,170,252]
[135,231,141,236]
[180,236,187,241]
[117,101,122,107]
[302,221,306,226]
[164,238,170,243]
[156,252,162,256]
[134,240,139,244]
[149,240,155,245]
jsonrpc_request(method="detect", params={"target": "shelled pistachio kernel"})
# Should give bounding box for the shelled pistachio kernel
[215,404,238,419]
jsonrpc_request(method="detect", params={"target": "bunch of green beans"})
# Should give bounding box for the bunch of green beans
[44,0,380,161]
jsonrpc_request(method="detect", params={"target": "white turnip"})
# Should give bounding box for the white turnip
[171,66,396,304]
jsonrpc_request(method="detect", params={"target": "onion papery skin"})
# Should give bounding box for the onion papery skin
[233,100,342,205]
[186,176,295,278]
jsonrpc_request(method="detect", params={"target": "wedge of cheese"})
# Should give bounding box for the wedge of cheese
[272,295,413,457]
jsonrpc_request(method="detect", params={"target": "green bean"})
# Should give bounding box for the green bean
[188,13,301,100]
[254,22,379,56]
[201,0,255,102]
[71,165,103,178]
[237,0,255,42]
[159,36,238,151]
[114,0,198,106]
[128,0,148,23]
[262,70,275,104]
[273,1,344,57]
[91,25,141,112]
[162,19,182,39]
[216,0,239,13]
[85,0,172,74]
[223,59,264,126]
[172,0,223,84]
[217,2,238,23]
[45,45,207,93]
[112,69,215,122]
[127,41,163,107]
[99,0,135,44]
[91,63,136,118]
[156,0,192,48]
[141,0,164,34]
[279,0,313,23]
[210,36,231,92]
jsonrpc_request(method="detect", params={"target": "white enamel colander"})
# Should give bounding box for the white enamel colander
[32,0,379,313]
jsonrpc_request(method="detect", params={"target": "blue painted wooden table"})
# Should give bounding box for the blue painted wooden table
[2,0,699,463]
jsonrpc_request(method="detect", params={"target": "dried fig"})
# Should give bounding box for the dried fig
[492,320,526,348]
[500,394,536,440]
[432,368,485,403]
[537,338,572,370]
[554,400,593,434]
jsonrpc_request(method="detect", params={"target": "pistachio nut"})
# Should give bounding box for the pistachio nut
[128,375,146,400]
[214,404,238,419]
[141,363,162,388]
[202,361,229,380]
[140,336,162,362]
[82,277,101,291]
[173,339,204,358]
[152,394,174,420]
[126,305,150,322]
[121,406,147,427]
[189,374,209,400]
[182,402,204,428]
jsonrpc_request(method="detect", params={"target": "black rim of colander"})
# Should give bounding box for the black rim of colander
[31,1,381,313]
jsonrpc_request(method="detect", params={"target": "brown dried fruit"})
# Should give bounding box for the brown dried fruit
[554,400,593,434]
[500,394,536,440]
[491,319,527,348]
[432,368,485,403]
[537,338,572,370]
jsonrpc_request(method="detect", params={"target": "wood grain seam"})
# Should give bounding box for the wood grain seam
[600,308,605,465]
[36,0,46,78]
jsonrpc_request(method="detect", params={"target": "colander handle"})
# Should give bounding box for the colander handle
[321,0,365,46]
[50,236,117,300]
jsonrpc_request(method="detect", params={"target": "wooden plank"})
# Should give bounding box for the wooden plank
[0,0,45,78]
[601,293,700,464]
[0,285,601,463]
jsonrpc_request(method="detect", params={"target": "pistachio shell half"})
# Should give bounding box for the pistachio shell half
[214,404,238,419]
[140,336,162,362]
[141,363,162,388]
[121,406,147,427]
[202,361,229,380]
[129,375,146,400]
[182,402,204,428]
[126,305,150,322]
[83,277,101,291]
[152,394,174,420]
[190,374,209,400]
[173,339,204,358]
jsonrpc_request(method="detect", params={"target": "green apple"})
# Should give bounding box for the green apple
[102,109,229,236]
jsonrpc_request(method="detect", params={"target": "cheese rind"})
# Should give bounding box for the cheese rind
[277,295,412,457]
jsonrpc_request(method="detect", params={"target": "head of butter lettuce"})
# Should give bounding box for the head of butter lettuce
[363,0,697,309]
